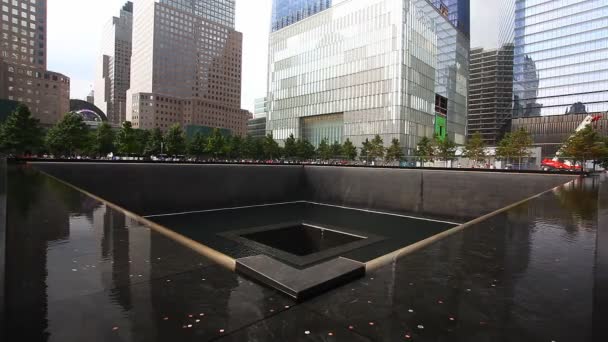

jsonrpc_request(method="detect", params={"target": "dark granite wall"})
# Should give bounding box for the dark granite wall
[304,166,577,220]
[33,163,305,216]
[32,163,576,221]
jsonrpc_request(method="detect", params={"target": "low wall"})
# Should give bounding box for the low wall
[31,162,577,221]
[305,166,577,220]
[32,163,305,216]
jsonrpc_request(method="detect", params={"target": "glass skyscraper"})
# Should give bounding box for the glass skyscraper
[500,0,608,117]
[271,0,332,31]
[267,0,469,152]
[432,0,470,36]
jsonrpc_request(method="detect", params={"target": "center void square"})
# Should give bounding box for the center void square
[241,223,364,256]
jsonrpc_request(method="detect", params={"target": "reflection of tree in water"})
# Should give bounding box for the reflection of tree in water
[554,179,598,223]
[566,102,588,115]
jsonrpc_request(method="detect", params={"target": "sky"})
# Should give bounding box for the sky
[47,0,499,112]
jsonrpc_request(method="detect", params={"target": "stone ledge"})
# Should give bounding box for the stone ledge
[236,255,365,302]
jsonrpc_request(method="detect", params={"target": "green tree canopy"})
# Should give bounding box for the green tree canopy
[241,135,260,159]
[369,135,385,160]
[262,133,280,159]
[206,128,225,158]
[435,135,457,167]
[463,132,487,166]
[164,124,186,156]
[342,138,357,161]
[0,104,44,155]
[133,129,150,156]
[495,133,517,163]
[225,135,243,159]
[415,136,435,164]
[562,126,608,171]
[385,138,404,162]
[317,138,331,160]
[144,127,164,156]
[115,121,138,155]
[283,134,297,159]
[360,138,371,161]
[510,128,534,168]
[296,139,315,160]
[92,122,115,156]
[45,112,90,156]
[330,140,343,159]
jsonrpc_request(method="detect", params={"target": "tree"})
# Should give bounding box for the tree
[360,138,371,162]
[206,128,225,158]
[562,126,608,172]
[45,113,90,156]
[369,135,385,160]
[435,135,457,167]
[385,138,404,162]
[225,135,243,159]
[463,132,486,167]
[415,136,435,166]
[342,138,357,161]
[317,138,331,160]
[296,139,315,160]
[0,104,44,155]
[262,134,280,159]
[283,134,297,160]
[330,141,343,159]
[144,128,164,156]
[241,135,259,159]
[510,128,534,169]
[133,129,150,156]
[115,121,138,155]
[495,133,516,165]
[92,122,115,156]
[164,124,186,156]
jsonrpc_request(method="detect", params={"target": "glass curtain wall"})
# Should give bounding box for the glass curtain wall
[503,0,608,117]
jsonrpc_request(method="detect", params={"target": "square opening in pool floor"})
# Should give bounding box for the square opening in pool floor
[241,223,364,256]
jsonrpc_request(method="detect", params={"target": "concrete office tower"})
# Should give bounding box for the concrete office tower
[468,45,514,145]
[95,1,133,125]
[267,0,469,153]
[0,0,69,125]
[126,0,247,136]
[499,0,608,118]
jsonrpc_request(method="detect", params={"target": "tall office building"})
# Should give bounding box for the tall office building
[271,0,332,31]
[0,0,69,125]
[126,0,247,136]
[431,0,470,36]
[499,0,608,118]
[468,45,514,145]
[95,1,133,125]
[267,0,469,153]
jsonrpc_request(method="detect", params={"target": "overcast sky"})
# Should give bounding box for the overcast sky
[48,0,499,112]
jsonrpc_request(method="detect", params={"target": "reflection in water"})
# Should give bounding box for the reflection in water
[375,177,599,341]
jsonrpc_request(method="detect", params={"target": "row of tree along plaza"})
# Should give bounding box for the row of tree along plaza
[1,105,608,170]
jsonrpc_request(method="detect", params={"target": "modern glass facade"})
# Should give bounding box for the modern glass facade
[271,0,332,31]
[500,0,608,118]
[432,0,470,36]
[267,0,469,153]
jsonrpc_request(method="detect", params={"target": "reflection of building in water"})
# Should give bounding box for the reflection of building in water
[513,55,541,118]
[500,0,608,118]
[566,102,587,115]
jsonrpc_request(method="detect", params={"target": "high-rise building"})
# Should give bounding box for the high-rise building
[432,0,470,36]
[271,0,332,31]
[468,45,514,145]
[499,0,608,118]
[126,0,247,136]
[0,0,70,125]
[254,97,269,118]
[95,1,133,125]
[267,0,469,153]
